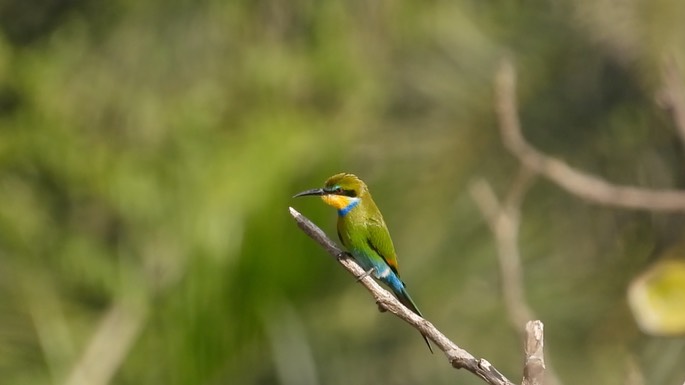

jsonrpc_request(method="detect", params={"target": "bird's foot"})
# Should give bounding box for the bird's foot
[356,267,375,282]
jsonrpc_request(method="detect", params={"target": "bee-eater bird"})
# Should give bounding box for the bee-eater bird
[294,173,432,353]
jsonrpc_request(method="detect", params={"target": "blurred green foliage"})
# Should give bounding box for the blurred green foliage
[1,1,684,384]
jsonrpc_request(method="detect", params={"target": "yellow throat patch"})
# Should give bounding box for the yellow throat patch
[321,194,355,210]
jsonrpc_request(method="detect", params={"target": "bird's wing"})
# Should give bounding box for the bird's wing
[366,218,400,277]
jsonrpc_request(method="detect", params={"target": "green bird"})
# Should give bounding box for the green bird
[294,172,432,352]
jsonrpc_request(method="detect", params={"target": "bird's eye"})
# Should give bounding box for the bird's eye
[335,187,343,194]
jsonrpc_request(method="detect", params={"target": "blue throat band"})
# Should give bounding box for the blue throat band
[338,199,360,216]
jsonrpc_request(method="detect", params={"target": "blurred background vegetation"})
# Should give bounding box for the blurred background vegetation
[1,0,685,384]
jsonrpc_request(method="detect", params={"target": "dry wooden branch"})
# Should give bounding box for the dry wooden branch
[469,174,563,385]
[522,321,546,385]
[494,58,685,212]
[470,169,536,329]
[289,207,517,385]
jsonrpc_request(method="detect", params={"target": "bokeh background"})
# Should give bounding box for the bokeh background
[1,1,685,384]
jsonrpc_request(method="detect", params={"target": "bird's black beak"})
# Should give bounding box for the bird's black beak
[293,188,326,198]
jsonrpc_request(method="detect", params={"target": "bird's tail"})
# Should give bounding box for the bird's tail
[391,280,434,354]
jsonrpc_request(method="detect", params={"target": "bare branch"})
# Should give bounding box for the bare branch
[522,321,546,385]
[289,207,516,385]
[470,170,537,329]
[494,58,685,212]
[470,175,564,385]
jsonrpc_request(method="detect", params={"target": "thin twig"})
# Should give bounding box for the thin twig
[289,207,516,385]
[495,58,685,212]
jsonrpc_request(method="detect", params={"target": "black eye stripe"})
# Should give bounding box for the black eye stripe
[325,187,357,197]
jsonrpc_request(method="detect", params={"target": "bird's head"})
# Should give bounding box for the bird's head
[293,173,367,213]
